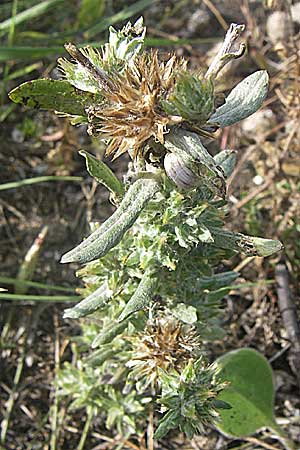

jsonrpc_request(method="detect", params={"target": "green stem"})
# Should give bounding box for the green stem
[0,176,82,191]
[0,293,79,302]
[76,406,95,450]
[0,276,76,293]
[1,318,27,444]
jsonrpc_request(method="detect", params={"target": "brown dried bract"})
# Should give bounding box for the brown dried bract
[87,50,187,159]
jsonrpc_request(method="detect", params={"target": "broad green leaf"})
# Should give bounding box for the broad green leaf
[216,348,277,437]
[79,150,124,200]
[209,71,269,128]
[9,79,96,116]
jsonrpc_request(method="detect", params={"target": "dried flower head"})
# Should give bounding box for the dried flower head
[86,50,187,159]
[126,317,201,392]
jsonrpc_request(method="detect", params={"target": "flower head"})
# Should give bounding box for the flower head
[126,317,200,392]
[86,50,187,159]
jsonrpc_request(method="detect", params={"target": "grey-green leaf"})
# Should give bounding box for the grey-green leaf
[91,319,130,348]
[215,348,278,437]
[61,177,160,264]
[118,270,157,322]
[214,150,237,178]
[9,79,95,116]
[79,150,124,200]
[210,228,283,257]
[209,71,269,128]
[63,281,113,319]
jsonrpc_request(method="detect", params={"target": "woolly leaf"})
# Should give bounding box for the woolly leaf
[209,71,269,128]
[91,319,130,348]
[210,228,283,257]
[214,150,237,178]
[61,178,160,264]
[58,55,102,93]
[9,79,95,116]
[79,150,124,200]
[63,281,113,318]
[118,270,157,321]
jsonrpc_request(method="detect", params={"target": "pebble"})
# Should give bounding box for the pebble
[266,11,293,44]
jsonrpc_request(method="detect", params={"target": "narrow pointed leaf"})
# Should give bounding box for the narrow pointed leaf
[118,270,157,322]
[210,228,283,257]
[63,281,113,318]
[61,178,160,264]
[9,79,95,116]
[209,71,269,128]
[79,150,124,200]
[91,319,130,348]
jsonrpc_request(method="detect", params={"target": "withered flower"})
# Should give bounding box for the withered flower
[126,317,201,392]
[86,50,187,159]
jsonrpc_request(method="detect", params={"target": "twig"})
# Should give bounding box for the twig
[147,404,154,450]
[202,0,228,30]
[50,312,60,450]
[244,436,281,450]
[275,260,300,387]
[233,179,272,210]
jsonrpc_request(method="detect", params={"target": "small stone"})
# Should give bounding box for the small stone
[291,2,300,24]
[187,8,210,35]
[11,127,24,143]
[241,109,276,140]
[266,11,293,44]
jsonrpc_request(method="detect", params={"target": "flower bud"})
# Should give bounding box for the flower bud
[164,152,200,190]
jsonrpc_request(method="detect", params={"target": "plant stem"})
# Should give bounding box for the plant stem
[0,293,80,302]
[76,406,94,450]
[0,315,28,444]
[0,276,76,293]
[0,176,82,191]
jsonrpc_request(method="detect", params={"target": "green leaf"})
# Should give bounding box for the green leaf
[61,178,160,264]
[118,270,157,322]
[77,0,105,30]
[63,281,113,319]
[154,410,180,440]
[209,71,269,128]
[210,228,283,257]
[172,303,198,324]
[214,150,237,178]
[79,150,124,200]
[216,348,277,437]
[9,79,95,116]
[0,0,64,34]
[91,319,129,347]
